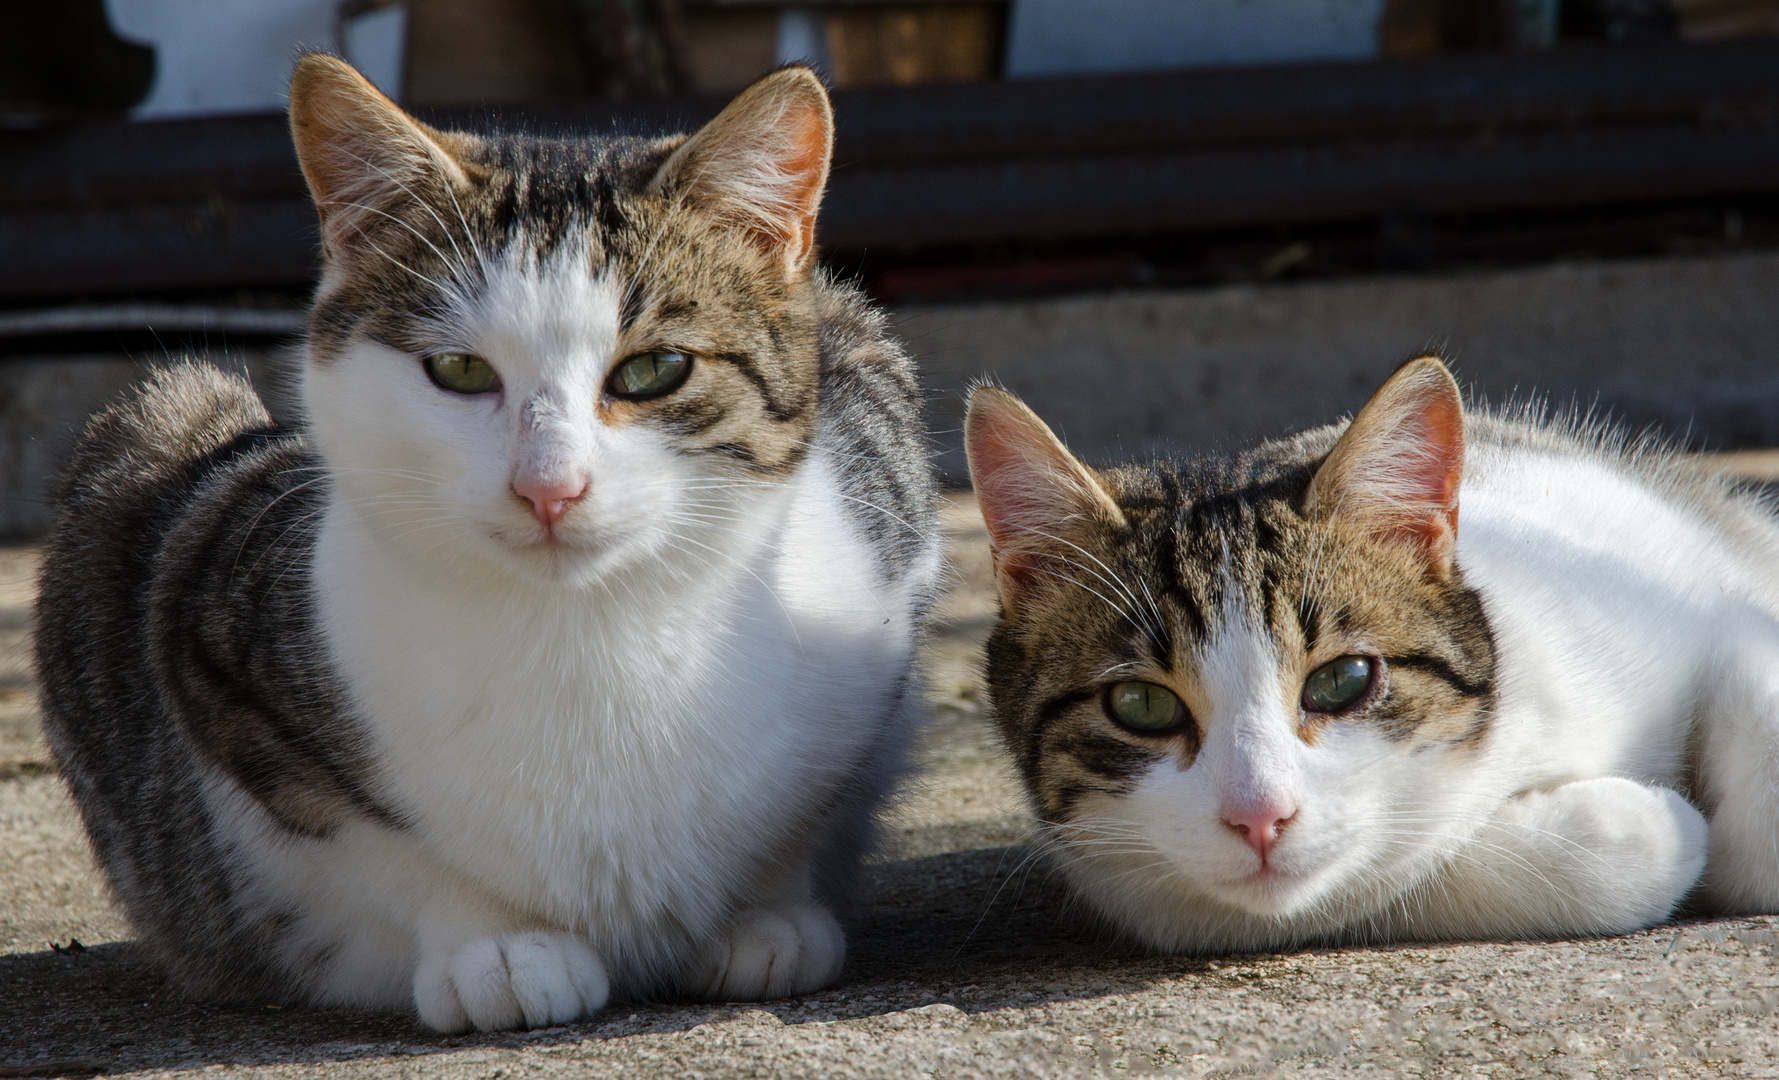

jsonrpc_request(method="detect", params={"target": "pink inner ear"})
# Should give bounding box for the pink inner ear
[966,398,1082,599]
[968,416,1045,570]
[1380,391,1464,561]
[774,101,828,257]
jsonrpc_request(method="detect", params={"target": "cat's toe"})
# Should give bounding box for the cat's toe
[414,932,608,1033]
[503,931,611,1027]
[697,904,845,1001]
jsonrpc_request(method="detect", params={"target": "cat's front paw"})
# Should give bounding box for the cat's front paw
[414,930,609,1033]
[695,904,845,1001]
[1500,777,1708,932]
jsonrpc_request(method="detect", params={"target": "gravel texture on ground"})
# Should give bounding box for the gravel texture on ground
[6,490,1779,1078]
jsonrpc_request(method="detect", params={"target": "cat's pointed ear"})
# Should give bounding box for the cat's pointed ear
[651,66,833,274]
[967,386,1126,617]
[1309,356,1465,577]
[288,52,471,261]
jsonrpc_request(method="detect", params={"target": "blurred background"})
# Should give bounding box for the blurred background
[2,0,1779,534]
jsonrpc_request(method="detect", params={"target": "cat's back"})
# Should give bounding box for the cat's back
[1456,411,1779,614]
[38,361,281,702]
[35,362,366,1000]
[809,275,937,586]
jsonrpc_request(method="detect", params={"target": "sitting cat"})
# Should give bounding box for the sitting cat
[965,357,1779,952]
[36,55,938,1031]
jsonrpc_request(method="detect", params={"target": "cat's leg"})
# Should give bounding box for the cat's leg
[691,860,847,1001]
[209,785,609,1033]
[688,684,917,1002]
[689,752,893,1001]
[1692,652,1779,913]
[411,887,610,1033]
[1395,777,1707,940]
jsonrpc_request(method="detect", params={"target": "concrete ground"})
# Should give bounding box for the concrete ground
[7,491,1779,1079]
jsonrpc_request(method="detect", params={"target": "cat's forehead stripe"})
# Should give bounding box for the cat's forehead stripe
[1140,486,1307,651]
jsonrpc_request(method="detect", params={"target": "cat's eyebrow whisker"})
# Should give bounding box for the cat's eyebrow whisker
[329,144,479,276]
[1093,660,1147,681]
[350,231,459,299]
[429,152,492,276]
[1029,565,1148,635]
[1015,526,1166,642]
[1132,573,1168,653]
[328,198,478,302]
[1011,537,1154,638]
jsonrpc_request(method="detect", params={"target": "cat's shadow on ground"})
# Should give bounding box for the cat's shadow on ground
[0,847,1193,1074]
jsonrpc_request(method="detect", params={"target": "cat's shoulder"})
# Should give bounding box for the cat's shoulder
[811,272,915,391]
[1460,402,1764,515]
[57,361,274,509]
[807,272,938,581]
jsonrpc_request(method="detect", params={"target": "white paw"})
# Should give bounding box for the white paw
[1501,777,1708,932]
[413,930,609,1033]
[695,904,846,1001]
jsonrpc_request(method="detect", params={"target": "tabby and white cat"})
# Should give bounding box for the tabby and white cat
[36,56,938,1031]
[967,358,1779,951]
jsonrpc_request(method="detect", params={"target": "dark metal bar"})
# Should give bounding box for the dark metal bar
[822,123,1779,248]
[828,41,1779,166]
[8,42,1778,212]
[1,41,1776,300]
[0,199,317,299]
[0,113,305,213]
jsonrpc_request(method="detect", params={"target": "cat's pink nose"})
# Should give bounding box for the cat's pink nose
[513,477,588,531]
[1221,803,1297,862]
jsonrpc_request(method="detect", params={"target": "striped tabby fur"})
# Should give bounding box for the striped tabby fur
[968,358,1779,952]
[37,56,938,1031]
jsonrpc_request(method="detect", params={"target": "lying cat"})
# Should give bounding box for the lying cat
[36,56,937,1031]
[966,357,1779,951]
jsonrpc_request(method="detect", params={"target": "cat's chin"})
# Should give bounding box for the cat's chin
[1201,866,1337,919]
[488,531,633,585]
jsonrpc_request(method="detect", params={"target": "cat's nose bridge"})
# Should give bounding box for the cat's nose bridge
[515,391,594,456]
[520,389,586,432]
[1204,705,1303,833]
[512,392,594,524]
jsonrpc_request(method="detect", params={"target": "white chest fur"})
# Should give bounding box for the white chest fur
[309,454,916,953]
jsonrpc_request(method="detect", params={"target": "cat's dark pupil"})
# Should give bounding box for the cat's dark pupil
[1107,681,1181,732]
[612,351,690,398]
[1304,656,1372,713]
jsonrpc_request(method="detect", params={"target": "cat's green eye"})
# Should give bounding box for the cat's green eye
[423,353,499,395]
[1303,656,1375,714]
[609,351,692,399]
[1104,681,1186,734]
